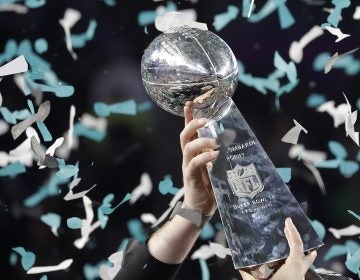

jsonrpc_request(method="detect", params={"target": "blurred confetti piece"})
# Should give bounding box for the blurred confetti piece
[0,106,31,124]
[354,6,360,20]
[329,140,347,159]
[0,161,26,177]
[127,219,148,243]
[84,261,107,280]
[0,120,9,135]
[326,0,351,28]
[27,259,73,274]
[289,26,324,63]
[99,251,123,280]
[276,167,291,183]
[94,99,137,117]
[100,193,132,215]
[9,127,39,156]
[317,101,348,128]
[313,52,360,76]
[159,175,180,195]
[281,119,308,145]
[155,10,207,32]
[59,8,81,60]
[68,105,76,150]
[347,210,360,221]
[0,3,28,13]
[306,93,326,108]
[11,100,50,140]
[34,38,48,54]
[74,122,106,142]
[138,1,177,26]
[129,173,153,204]
[67,217,83,229]
[310,219,326,241]
[303,162,326,195]
[140,213,157,225]
[200,223,215,240]
[199,258,210,280]
[56,164,79,179]
[329,225,360,239]
[25,0,46,9]
[288,144,327,163]
[191,242,231,260]
[40,212,61,236]
[80,113,107,131]
[324,48,359,74]
[0,55,28,76]
[36,121,52,142]
[323,25,350,43]
[213,5,239,31]
[71,19,97,48]
[274,51,297,84]
[345,248,360,274]
[12,247,36,271]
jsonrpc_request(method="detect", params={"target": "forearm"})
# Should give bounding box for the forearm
[148,214,201,264]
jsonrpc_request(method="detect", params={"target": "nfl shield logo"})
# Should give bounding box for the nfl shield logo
[226,163,264,198]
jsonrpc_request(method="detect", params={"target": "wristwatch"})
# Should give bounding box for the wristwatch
[169,201,213,229]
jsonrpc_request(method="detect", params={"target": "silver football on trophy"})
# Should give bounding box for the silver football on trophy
[141,26,238,117]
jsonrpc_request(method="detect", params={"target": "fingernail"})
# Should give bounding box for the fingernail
[211,150,220,157]
[199,118,207,125]
[285,217,291,227]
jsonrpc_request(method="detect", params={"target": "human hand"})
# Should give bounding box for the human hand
[180,101,219,215]
[239,218,317,280]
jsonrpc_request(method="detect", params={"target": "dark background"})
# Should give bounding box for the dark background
[0,0,359,279]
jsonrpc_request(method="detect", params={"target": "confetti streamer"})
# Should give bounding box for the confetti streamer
[63,183,96,201]
[303,162,326,195]
[158,175,180,195]
[40,212,61,236]
[281,119,308,145]
[67,105,76,150]
[155,10,207,32]
[322,25,350,43]
[289,26,324,63]
[30,136,58,168]
[27,259,73,274]
[100,193,132,215]
[11,100,50,140]
[328,225,360,239]
[59,8,81,60]
[213,5,239,31]
[324,48,359,74]
[12,247,36,271]
[0,55,28,77]
[129,173,153,204]
[199,258,210,280]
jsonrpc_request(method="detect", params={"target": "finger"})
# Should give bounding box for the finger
[184,101,193,126]
[301,251,317,275]
[285,218,304,260]
[183,138,218,167]
[187,150,219,175]
[180,118,207,151]
[239,270,256,280]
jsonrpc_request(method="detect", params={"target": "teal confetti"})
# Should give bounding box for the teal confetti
[306,93,326,108]
[159,175,179,195]
[242,0,252,17]
[310,219,326,241]
[213,5,239,31]
[357,151,360,162]
[67,217,83,229]
[313,52,360,76]
[12,247,36,271]
[137,101,153,113]
[326,0,351,28]
[339,161,359,177]
[39,276,48,280]
[74,122,106,142]
[144,25,148,35]
[199,258,210,280]
[0,162,26,178]
[0,107,31,124]
[36,121,53,142]
[137,1,177,26]
[83,261,108,280]
[117,238,130,251]
[94,99,137,117]
[24,173,70,207]
[71,20,98,48]
[27,99,35,115]
[100,193,133,215]
[328,141,347,159]
[25,0,46,9]
[324,244,348,261]
[276,167,291,183]
[100,0,116,6]
[98,193,114,229]
[345,248,360,274]
[356,98,360,110]
[314,159,341,169]
[40,212,61,232]
[347,210,360,221]
[56,163,79,179]
[274,51,297,84]
[34,38,48,54]
[200,223,215,240]
[127,219,148,243]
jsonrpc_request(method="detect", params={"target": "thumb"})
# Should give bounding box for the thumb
[301,251,317,275]
[239,270,256,280]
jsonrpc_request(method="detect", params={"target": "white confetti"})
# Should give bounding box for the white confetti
[288,144,327,163]
[329,225,360,239]
[317,101,348,128]
[323,25,350,43]
[27,259,73,274]
[0,3,28,14]
[140,213,157,225]
[289,26,324,63]
[353,6,360,20]
[343,93,359,146]
[0,55,28,77]
[59,8,81,60]
[0,120,9,136]
[281,119,308,145]
[99,251,124,280]
[64,183,96,201]
[191,242,231,260]
[303,162,326,195]
[324,48,359,74]
[80,113,107,131]
[68,105,76,150]
[155,10,207,32]
[129,173,153,205]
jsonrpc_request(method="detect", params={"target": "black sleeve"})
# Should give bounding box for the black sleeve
[114,239,182,280]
